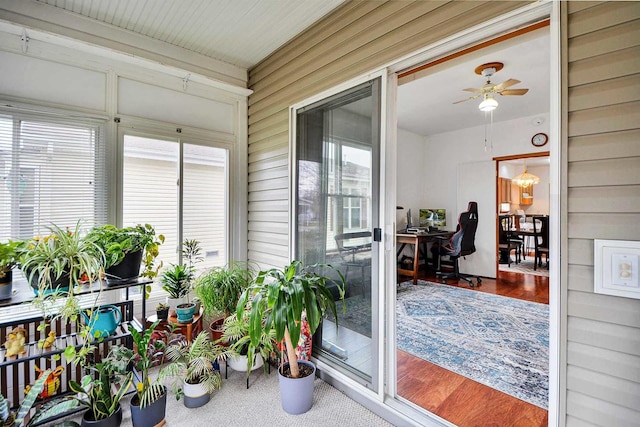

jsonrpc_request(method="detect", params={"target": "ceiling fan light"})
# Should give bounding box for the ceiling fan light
[478,96,498,112]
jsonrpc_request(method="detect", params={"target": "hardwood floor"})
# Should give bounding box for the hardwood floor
[397,269,549,426]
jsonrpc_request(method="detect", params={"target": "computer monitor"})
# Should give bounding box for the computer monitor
[419,209,446,228]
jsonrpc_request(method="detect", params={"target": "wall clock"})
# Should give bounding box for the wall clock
[531,132,548,147]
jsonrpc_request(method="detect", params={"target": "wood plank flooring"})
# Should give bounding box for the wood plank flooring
[397,269,549,427]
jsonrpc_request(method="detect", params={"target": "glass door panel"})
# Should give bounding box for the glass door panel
[296,79,381,387]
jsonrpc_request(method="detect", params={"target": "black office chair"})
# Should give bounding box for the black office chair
[434,201,482,287]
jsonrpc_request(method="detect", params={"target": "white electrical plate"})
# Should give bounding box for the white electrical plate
[594,239,640,299]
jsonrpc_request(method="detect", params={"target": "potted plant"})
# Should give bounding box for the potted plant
[124,321,168,427]
[156,302,169,321]
[194,261,254,341]
[220,308,276,375]
[18,222,104,296]
[87,224,164,284]
[0,240,21,300]
[159,331,233,408]
[161,264,195,323]
[238,260,345,415]
[67,356,134,427]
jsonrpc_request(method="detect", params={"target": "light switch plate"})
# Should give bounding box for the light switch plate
[594,239,640,299]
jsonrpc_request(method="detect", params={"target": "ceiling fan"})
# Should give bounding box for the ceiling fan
[454,62,529,111]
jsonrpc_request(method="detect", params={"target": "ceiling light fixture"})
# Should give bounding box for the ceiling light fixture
[513,161,540,188]
[478,94,498,112]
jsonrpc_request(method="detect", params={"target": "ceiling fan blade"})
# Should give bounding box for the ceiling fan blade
[462,87,482,93]
[453,94,481,104]
[499,88,529,96]
[494,78,520,91]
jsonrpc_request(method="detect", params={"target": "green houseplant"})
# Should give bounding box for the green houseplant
[18,222,104,295]
[124,320,168,427]
[220,308,276,375]
[160,331,233,408]
[0,240,21,299]
[237,260,345,414]
[68,357,134,427]
[161,264,195,322]
[195,261,254,342]
[87,224,164,283]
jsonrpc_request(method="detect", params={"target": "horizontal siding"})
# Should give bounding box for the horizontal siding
[568,129,640,162]
[566,2,640,424]
[568,316,640,356]
[247,0,525,269]
[568,341,640,382]
[567,390,640,427]
[567,365,640,410]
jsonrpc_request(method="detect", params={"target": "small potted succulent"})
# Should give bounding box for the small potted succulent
[155,302,169,321]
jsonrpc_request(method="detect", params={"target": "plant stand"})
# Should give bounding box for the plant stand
[225,354,271,389]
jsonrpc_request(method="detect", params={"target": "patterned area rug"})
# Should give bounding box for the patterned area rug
[396,280,549,408]
[500,258,549,277]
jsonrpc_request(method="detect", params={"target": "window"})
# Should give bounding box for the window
[122,134,227,277]
[0,109,107,240]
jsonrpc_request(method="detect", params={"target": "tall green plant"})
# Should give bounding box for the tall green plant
[128,321,166,408]
[238,260,345,379]
[195,261,254,317]
[161,264,193,300]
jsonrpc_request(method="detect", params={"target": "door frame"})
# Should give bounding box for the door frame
[494,151,551,276]
[384,2,560,425]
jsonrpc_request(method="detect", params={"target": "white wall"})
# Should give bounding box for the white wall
[396,127,428,230]
[398,112,550,278]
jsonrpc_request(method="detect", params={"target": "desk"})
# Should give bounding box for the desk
[397,231,452,284]
[146,308,203,343]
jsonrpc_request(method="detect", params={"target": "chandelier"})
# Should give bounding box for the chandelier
[513,161,540,188]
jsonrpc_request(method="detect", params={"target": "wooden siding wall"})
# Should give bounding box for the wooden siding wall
[246,0,526,269]
[566,2,640,426]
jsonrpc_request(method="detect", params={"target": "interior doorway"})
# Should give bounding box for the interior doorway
[393,20,552,426]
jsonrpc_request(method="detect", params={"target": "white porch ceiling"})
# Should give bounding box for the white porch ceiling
[16,0,346,69]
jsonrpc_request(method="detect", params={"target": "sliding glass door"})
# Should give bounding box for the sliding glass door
[295,79,381,387]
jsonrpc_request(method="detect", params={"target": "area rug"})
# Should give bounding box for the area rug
[396,280,549,408]
[499,258,549,277]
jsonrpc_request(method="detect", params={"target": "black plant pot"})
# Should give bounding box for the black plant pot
[130,388,167,427]
[0,268,12,300]
[156,308,169,321]
[81,404,123,427]
[105,250,143,285]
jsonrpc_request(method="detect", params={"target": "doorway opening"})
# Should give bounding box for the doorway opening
[394,21,551,426]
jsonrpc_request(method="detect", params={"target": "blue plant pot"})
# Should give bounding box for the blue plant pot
[175,302,196,323]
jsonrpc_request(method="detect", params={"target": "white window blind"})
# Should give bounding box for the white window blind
[122,135,227,278]
[0,108,107,240]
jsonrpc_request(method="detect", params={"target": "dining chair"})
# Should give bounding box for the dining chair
[532,216,549,270]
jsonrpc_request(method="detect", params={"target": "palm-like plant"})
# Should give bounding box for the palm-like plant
[238,260,345,379]
[221,308,276,374]
[160,331,233,399]
[128,321,166,408]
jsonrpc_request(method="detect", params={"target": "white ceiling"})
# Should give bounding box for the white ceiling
[32,0,346,69]
[397,27,550,137]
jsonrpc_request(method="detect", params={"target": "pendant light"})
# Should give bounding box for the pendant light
[478,94,498,112]
[513,160,540,188]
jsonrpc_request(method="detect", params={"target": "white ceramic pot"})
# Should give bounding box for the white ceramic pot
[183,379,210,408]
[227,353,264,372]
